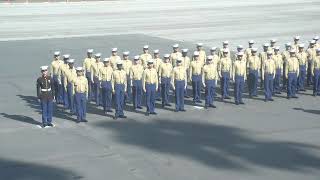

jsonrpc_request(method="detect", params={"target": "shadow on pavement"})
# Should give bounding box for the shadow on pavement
[0,157,81,180]
[0,113,41,125]
[93,119,320,171]
[293,107,320,115]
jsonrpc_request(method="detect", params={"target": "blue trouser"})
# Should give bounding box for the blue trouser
[126,75,132,103]
[114,84,125,117]
[205,80,216,106]
[146,83,156,113]
[273,68,282,93]
[307,61,313,85]
[184,69,189,97]
[40,99,53,125]
[161,77,171,105]
[313,69,320,95]
[101,81,112,112]
[192,75,201,102]
[234,75,244,103]
[67,82,75,113]
[287,72,297,97]
[52,75,62,103]
[264,74,274,100]
[248,69,258,96]
[92,76,100,105]
[75,93,87,121]
[220,72,230,98]
[157,81,161,100]
[282,63,287,89]
[175,80,185,111]
[298,65,306,90]
[85,72,93,100]
[132,80,143,109]
[61,76,69,108]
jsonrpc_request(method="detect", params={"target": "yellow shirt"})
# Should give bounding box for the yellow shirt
[273,54,283,69]
[171,66,187,90]
[111,69,127,92]
[99,65,113,81]
[142,68,158,90]
[312,56,320,75]
[259,52,268,67]
[232,60,247,80]
[130,64,144,81]
[307,48,316,61]
[247,55,260,71]
[202,62,218,81]
[83,57,95,72]
[181,56,191,70]
[296,51,308,68]
[91,61,104,79]
[245,48,252,60]
[140,53,152,67]
[58,63,69,78]
[64,68,77,89]
[285,57,299,78]
[50,59,63,76]
[170,52,182,66]
[73,76,88,96]
[158,62,173,78]
[154,58,163,72]
[189,60,202,78]
[109,55,121,70]
[199,50,207,65]
[123,59,133,75]
[218,57,232,76]
[292,43,299,52]
[282,51,291,63]
[262,59,276,80]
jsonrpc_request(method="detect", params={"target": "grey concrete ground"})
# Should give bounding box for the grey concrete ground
[0,1,320,180]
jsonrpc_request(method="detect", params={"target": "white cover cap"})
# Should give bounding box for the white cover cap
[164,54,170,58]
[182,49,188,53]
[143,45,149,49]
[248,40,255,44]
[76,67,83,71]
[173,44,179,48]
[63,54,70,59]
[112,48,118,52]
[294,36,300,40]
[54,51,60,56]
[223,41,229,45]
[223,48,229,53]
[274,46,280,50]
[237,52,244,56]
[237,45,243,49]
[313,36,319,40]
[134,55,140,60]
[147,59,154,64]
[123,51,130,56]
[310,40,316,44]
[95,53,101,57]
[207,55,213,60]
[285,42,292,46]
[67,59,75,63]
[196,43,203,47]
[267,51,273,55]
[251,48,258,52]
[211,47,217,51]
[290,49,296,53]
[116,60,123,65]
[40,66,48,71]
[270,39,277,43]
[87,49,94,53]
[298,44,305,48]
[103,58,110,62]
[263,43,270,47]
[153,49,159,54]
[193,51,200,56]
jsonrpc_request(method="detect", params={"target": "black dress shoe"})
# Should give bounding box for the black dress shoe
[119,115,127,118]
[184,95,190,98]
[165,103,171,107]
[42,124,47,128]
[209,104,216,108]
[47,123,54,127]
[82,119,88,122]
[174,109,179,112]
[180,109,186,112]
[106,109,113,113]
[292,96,298,98]
[196,100,202,103]
[264,99,267,102]
[239,102,245,104]
[150,112,157,115]
[253,95,258,97]
[137,106,143,109]
[156,98,161,101]
[76,121,81,123]
[269,98,274,101]
[312,94,316,96]
[113,116,118,120]
[225,96,231,99]
[235,102,239,105]
[146,112,150,116]
[287,96,291,99]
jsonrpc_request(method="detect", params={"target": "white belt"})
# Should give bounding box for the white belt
[41,88,51,92]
